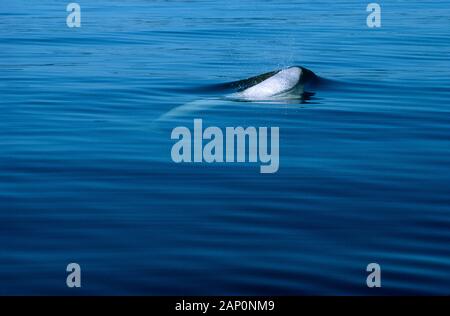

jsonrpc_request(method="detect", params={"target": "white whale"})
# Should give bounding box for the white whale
[156,66,318,122]
[231,66,304,101]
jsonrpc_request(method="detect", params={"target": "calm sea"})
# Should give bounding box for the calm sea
[1,0,449,294]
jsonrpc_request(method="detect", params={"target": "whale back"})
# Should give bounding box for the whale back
[236,67,303,100]
[203,66,319,96]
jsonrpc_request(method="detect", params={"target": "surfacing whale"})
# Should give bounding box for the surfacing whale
[157,66,320,122]
[221,66,319,100]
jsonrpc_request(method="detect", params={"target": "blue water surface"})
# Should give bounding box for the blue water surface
[1,0,450,294]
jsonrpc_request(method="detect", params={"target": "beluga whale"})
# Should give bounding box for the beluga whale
[224,66,319,101]
[156,66,320,122]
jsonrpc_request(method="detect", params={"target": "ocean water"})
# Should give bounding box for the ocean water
[1,0,450,295]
